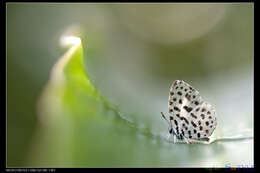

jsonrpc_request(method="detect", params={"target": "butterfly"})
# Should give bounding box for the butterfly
[161,80,217,144]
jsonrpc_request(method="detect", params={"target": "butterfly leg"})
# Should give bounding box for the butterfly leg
[166,133,170,141]
[166,132,177,143]
[173,134,177,143]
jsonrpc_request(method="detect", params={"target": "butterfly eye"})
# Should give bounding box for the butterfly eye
[169,128,173,134]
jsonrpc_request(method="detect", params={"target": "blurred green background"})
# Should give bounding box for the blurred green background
[7,3,254,167]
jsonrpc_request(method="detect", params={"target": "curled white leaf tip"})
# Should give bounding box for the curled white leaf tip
[60,36,81,47]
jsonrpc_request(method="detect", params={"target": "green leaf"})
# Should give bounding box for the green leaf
[27,36,253,168]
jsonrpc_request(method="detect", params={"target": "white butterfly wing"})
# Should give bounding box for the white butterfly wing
[168,80,217,140]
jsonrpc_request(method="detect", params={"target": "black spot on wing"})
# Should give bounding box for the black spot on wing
[191,121,197,128]
[174,106,180,112]
[197,133,200,138]
[191,113,197,119]
[183,106,193,112]
[185,93,191,101]
[181,129,185,136]
[183,117,189,125]
[176,126,179,134]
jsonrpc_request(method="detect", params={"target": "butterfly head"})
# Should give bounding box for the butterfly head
[169,127,173,134]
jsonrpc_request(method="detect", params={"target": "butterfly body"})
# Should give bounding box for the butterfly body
[162,80,217,144]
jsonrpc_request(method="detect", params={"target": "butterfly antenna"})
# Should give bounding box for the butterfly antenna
[160,112,171,127]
